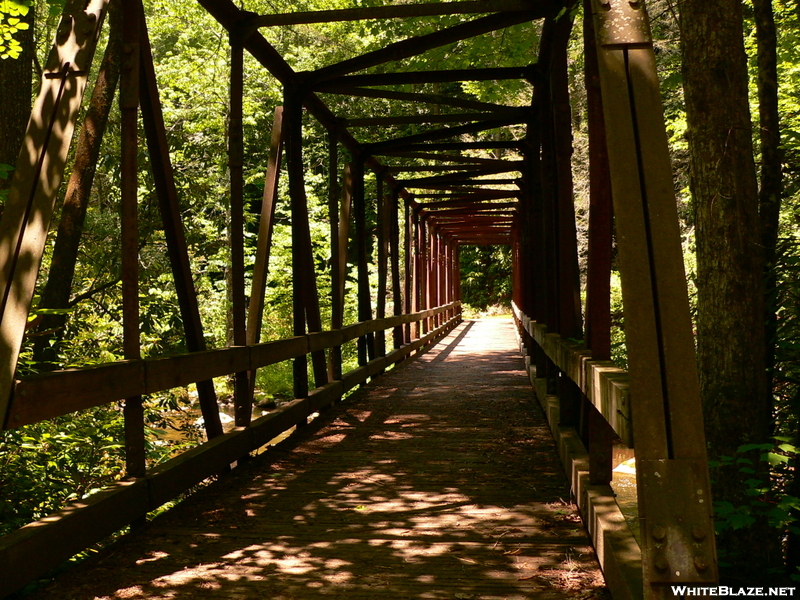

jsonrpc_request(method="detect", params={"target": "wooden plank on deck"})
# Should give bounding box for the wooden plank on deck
[24,320,609,600]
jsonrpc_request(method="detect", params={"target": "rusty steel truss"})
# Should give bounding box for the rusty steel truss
[0,0,716,598]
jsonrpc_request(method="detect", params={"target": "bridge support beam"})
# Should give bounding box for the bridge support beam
[247,107,284,395]
[588,0,718,594]
[284,88,328,399]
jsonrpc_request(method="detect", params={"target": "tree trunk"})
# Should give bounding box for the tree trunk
[680,0,777,580]
[0,4,34,204]
[753,0,782,406]
[32,1,121,367]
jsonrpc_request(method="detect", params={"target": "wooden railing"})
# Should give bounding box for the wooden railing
[0,302,461,597]
[511,301,643,600]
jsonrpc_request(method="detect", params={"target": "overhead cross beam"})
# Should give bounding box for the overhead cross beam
[321,87,522,113]
[315,66,540,90]
[345,109,527,127]
[367,116,528,153]
[303,12,539,85]
[251,0,549,27]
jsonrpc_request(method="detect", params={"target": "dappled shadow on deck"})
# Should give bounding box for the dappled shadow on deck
[27,319,608,600]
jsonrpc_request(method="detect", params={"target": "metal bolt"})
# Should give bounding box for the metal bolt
[654,555,669,571]
[652,525,666,541]
[629,0,641,7]
[691,526,706,542]
[695,556,709,572]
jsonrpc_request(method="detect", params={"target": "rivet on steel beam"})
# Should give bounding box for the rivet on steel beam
[694,556,709,572]
[628,0,641,8]
[651,525,666,542]
[122,44,137,70]
[654,555,669,571]
[691,526,706,541]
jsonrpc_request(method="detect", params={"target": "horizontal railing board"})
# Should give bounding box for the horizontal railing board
[249,336,310,367]
[148,425,254,508]
[6,303,460,430]
[0,479,150,597]
[511,302,632,447]
[145,346,250,394]
[0,311,462,598]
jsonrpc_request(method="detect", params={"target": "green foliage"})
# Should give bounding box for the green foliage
[0,0,30,59]
[459,245,512,313]
[710,440,800,537]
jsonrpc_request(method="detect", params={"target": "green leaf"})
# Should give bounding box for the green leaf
[766,452,790,465]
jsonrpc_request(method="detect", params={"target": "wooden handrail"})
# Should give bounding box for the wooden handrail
[510,301,632,447]
[6,302,460,430]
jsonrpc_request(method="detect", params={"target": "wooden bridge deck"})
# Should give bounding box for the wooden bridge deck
[26,319,609,600]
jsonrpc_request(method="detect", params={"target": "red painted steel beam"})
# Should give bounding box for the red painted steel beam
[345,110,527,127]
[315,66,539,89]
[251,0,549,27]
[321,87,521,113]
[366,116,529,153]
[304,12,540,84]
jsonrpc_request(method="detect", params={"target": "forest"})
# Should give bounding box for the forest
[0,0,798,590]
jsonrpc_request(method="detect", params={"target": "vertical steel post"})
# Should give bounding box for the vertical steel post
[327,131,342,380]
[588,0,718,592]
[375,173,388,359]
[583,0,613,362]
[582,0,615,486]
[390,187,403,349]
[121,0,144,478]
[353,158,371,365]
[229,32,250,426]
[405,197,415,342]
[332,164,353,380]
[284,89,308,399]
[418,212,428,334]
